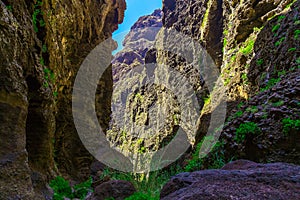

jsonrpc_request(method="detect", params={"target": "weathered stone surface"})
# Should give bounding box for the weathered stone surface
[161,160,300,200]
[221,0,293,101]
[248,1,300,91]
[89,180,136,200]
[0,0,125,199]
[0,1,54,199]
[163,0,223,67]
[206,1,300,166]
[44,0,126,180]
[107,0,299,174]
[112,9,163,82]
[108,10,182,166]
[215,71,300,165]
[109,9,202,169]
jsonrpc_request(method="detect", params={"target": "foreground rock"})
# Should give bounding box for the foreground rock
[89,180,136,200]
[161,160,300,200]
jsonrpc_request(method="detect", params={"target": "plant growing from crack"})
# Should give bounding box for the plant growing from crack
[282,118,300,136]
[235,122,261,143]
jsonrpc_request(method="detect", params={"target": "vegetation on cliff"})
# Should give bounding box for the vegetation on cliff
[0,0,299,199]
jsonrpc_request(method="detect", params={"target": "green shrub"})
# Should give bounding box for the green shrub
[99,166,182,200]
[235,122,261,143]
[125,192,156,200]
[272,24,280,32]
[32,0,45,32]
[260,78,281,92]
[288,47,296,52]
[49,176,92,200]
[234,110,243,118]
[275,37,285,47]
[237,102,244,109]
[203,95,211,105]
[6,5,12,11]
[230,55,237,62]
[184,139,205,172]
[184,158,202,172]
[224,78,231,86]
[241,73,248,84]
[240,40,255,55]
[277,15,285,21]
[184,137,226,171]
[272,100,284,107]
[294,30,300,39]
[277,70,286,77]
[256,59,264,66]
[246,106,258,113]
[49,176,72,200]
[73,178,93,199]
[223,38,227,47]
[42,44,47,53]
[282,118,300,136]
[253,26,263,32]
[207,141,226,169]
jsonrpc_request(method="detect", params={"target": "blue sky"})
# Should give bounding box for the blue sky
[113,0,162,54]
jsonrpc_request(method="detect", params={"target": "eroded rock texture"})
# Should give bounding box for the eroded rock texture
[0,0,125,199]
[205,0,300,166]
[107,0,299,173]
[160,0,299,166]
[161,160,300,200]
[89,180,136,200]
[109,9,203,171]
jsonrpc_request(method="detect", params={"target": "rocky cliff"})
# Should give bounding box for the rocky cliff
[200,0,300,167]
[0,0,125,199]
[1,0,299,199]
[93,0,299,198]
[153,0,299,164]
[102,0,298,175]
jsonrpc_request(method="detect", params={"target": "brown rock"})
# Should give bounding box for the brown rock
[89,180,136,200]
[0,0,126,199]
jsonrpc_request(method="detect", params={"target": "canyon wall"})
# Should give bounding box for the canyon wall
[0,0,125,199]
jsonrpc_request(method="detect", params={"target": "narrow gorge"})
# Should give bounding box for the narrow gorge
[0,0,299,199]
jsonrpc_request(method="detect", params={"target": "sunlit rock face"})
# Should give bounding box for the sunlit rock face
[109,9,199,172]
[112,9,163,82]
[109,10,177,168]
[109,6,211,172]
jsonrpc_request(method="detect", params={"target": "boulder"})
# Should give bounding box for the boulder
[161,160,300,200]
[89,180,136,200]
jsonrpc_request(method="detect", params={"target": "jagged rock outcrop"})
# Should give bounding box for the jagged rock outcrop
[108,10,182,167]
[163,0,224,67]
[222,0,293,101]
[44,0,125,181]
[112,9,162,82]
[0,0,125,199]
[159,0,299,166]
[107,0,299,173]
[218,72,299,164]
[203,0,300,166]
[1,0,299,198]
[161,160,300,200]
